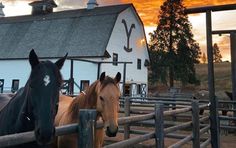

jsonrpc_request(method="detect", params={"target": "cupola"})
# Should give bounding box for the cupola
[29,0,57,15]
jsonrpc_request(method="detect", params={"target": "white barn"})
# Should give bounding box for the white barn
[0,0,149,96]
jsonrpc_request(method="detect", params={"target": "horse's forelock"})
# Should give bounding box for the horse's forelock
[82,76,118,108]
[100,76,116,90]
[33,61,63,85]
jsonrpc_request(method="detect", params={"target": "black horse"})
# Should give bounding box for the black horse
[0,93,13,111]
[0,49,67,147]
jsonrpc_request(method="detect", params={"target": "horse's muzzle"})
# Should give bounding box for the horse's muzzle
[106,126,118,137]
[35,127,55,145]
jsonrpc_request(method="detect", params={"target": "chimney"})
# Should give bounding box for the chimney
[0,2,5,17]
[87,0,98,9]
[29,0,57,15]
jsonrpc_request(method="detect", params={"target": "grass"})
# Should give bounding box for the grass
[195,62,232,91]
[149,62,233,93]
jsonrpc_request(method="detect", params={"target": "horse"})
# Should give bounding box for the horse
[225,91,233,101]
[54,72,121,148]
[0,49,67,147]
[0,93,13,111]
[193,90,234,135]
[194,90,232,115]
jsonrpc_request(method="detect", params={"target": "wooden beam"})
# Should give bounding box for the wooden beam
[206,10,220,148]
[212,30,236,35]
[230,33,236,120]
[185,3,236,14]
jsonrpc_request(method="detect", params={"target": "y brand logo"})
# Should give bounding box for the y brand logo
[122,19,135,52]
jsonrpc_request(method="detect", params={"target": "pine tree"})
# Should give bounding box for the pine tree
[149,0,201,86]
[201,52,207,64]
[213,43,222,63]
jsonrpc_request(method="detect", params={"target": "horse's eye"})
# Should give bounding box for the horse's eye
[100,96,104,101]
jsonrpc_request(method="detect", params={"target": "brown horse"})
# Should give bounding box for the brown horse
[54,72,121,148]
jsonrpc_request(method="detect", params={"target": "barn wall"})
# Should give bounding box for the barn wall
[0,59,99,94]
[102,7,149,96]
[71,60,98,93]
[0,60,31,92]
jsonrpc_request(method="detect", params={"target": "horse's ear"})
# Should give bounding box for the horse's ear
[29,49,39,69]
[99,72,106,82]
[114,72,121,84]
[55,53,68,70]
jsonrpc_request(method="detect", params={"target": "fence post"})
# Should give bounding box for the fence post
[78,109,97,148]
[192,100,200,148]
[172,93,177,121]
[155,103,164,148]
[124,97,130,139]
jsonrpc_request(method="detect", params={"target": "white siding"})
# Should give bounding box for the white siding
[0,59,98,94]
[0,60,31,92]
[101,7,149,95]
[71,60,98,93]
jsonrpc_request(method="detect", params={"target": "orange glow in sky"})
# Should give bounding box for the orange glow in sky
[1,0,236,61]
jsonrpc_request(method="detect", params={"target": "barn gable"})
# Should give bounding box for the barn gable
[101,5,150,83]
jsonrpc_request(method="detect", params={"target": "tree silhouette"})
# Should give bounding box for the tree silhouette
[213,43,222,63]
[201,52,207,64]
[149,0,201,87]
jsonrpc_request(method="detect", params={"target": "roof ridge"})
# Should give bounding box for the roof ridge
[0,3,132,24]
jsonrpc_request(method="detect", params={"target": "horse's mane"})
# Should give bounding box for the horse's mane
[68,76,117,120]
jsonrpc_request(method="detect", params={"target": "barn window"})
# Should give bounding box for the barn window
[124,84,131,96]
[80,80,90,92]
[113,53,118,66]
[137,59,141,70]
[11,79,19,93]
[0,79,4,93]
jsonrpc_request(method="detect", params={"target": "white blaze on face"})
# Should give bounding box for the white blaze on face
[43,75,50,86]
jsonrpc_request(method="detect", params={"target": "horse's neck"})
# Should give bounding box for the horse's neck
[0,88,27,114]
[84,81,98,109]
[68,82,98,121]
[0,87,30,134]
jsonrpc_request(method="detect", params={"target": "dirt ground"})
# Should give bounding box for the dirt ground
[104,130,236,147]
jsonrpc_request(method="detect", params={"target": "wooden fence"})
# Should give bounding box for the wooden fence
[115,96,210,148]
[0,95,212,148]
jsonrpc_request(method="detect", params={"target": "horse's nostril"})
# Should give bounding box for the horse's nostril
[106,126,118,137]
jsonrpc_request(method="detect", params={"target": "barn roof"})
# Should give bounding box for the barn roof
[0,4,132,60]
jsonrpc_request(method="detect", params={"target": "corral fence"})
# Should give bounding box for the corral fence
[0,94,212,148]
[208,99,236,134]
[115,95,210,148]
[121,94,236,137]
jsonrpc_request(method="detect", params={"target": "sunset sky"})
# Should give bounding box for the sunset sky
[1,0,236,61]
